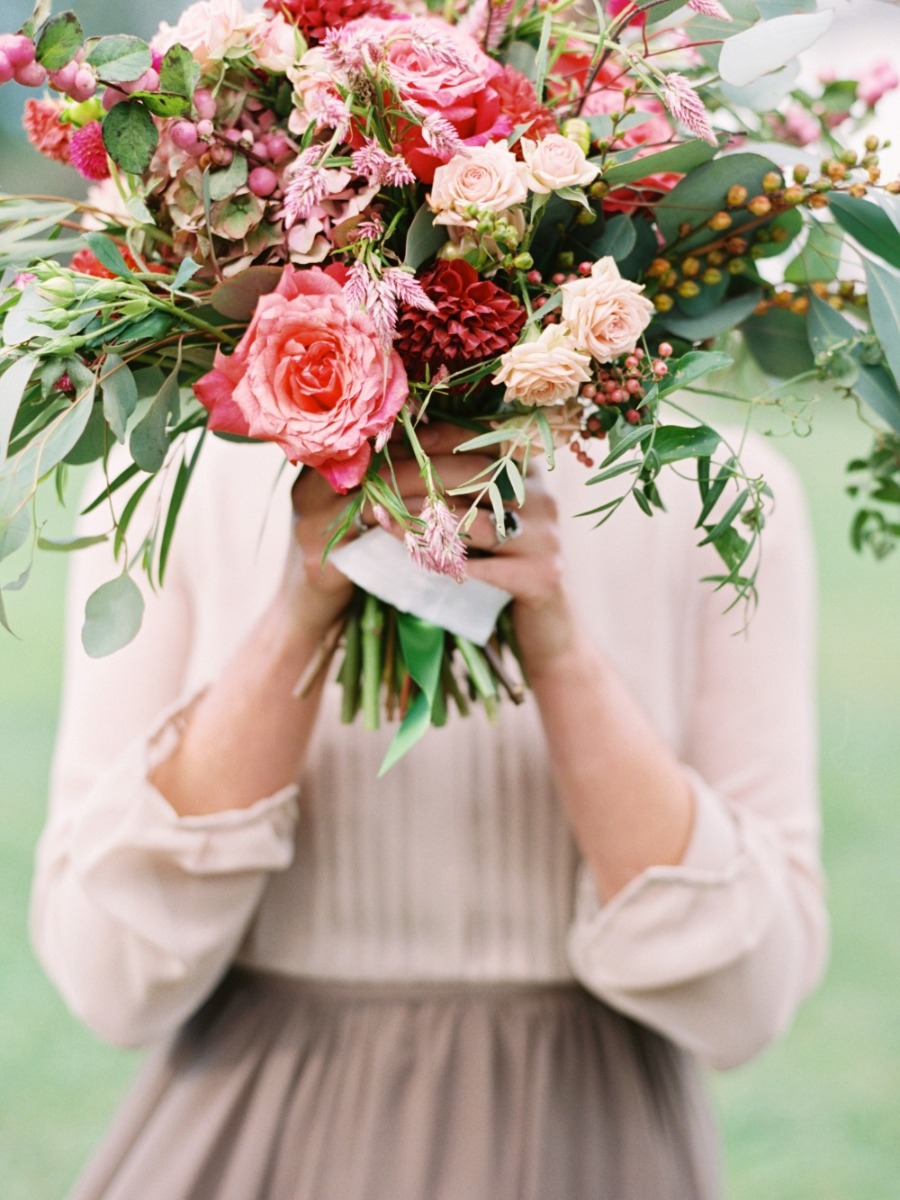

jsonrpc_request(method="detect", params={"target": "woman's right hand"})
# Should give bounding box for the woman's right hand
[279,468,356,642]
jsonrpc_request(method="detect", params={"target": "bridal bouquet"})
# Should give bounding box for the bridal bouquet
[2,0,900,768]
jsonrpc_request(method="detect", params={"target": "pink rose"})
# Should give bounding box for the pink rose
[520,134,599,194]
[428,143,528,229]
[342,16,511,182]
[560,257,654,362]
[194,266,408,491]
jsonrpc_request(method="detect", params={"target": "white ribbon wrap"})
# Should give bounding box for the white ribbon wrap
[329,528,511,646]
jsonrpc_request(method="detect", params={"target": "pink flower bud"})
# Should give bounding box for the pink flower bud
[0,52,13,85]
[193,89,216,120]
[14,60,47,87]
[151,49,163,72]
[248,166,278,197]
[0,34,35,69]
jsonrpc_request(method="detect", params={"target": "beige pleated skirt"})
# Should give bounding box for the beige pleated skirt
[69,969,721,1200]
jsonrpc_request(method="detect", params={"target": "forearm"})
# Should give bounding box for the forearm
[150,588,340,816]
[525,599,694,902]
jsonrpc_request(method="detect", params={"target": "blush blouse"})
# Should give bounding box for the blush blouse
[31,432,827,1067]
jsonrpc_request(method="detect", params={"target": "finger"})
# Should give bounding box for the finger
[385,452,497,497]
[417,421,491,456]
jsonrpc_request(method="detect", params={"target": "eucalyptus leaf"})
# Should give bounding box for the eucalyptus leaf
[719,62,799,111]
[81,573,145,657]
[0,377,95,498]
[207,154,249,202]
[0,355,37,466]
[718,10,833,87]
[34,10,84,70]
[404,204,446,270]
[209,266,282,319]
[808,296,900,433]
[742,310,816,377]
[602,139,718,188]
[170,257,202,292]
[654,153,782,248]
[657,290,762,340]
[82,231,135,279]
[129,359,180,472]
[661,351,734,394]
[784,221,843,284]
[38,532,108,551]
[827,193,900,270]
[862,258,900,393]
[101,100,159,175]
[85,35,152,84]
[101,352,138,443]
[590,214,637,261]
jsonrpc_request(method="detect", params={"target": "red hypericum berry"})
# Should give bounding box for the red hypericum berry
[578,261,592,276]
[526,269,542,285]
[551,272,566,285]
[658,341,673,357]
[625,378,641,395]
[652,360,668,376]
[625,408,641,424]
[625,355,639,369]
[248,167,278,197]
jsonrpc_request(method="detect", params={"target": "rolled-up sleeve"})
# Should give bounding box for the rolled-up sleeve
[30,475,298,1048]
[568,450,827,1068]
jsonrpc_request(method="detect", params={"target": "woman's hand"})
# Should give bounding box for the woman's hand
[386,421,579,679]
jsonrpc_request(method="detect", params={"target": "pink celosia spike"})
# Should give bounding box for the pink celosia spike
[663,73,718,146]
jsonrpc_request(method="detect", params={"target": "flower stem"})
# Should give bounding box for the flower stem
[361,592,384,730]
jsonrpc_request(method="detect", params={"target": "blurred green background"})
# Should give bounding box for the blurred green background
[2,2,899,1198]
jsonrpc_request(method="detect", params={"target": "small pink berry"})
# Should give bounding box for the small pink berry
[14,60,47,87]
[121,68,159,95]
[264,133,291,163]
[610,388,626,404]
[0,52,13,85]
[171,120,203,154]
[252,140,270,160]
[633,347,644,360]
[248,166,278,197]
[209,143,233,166]
[257,109,276,132]
[580,384,597,400]
[625,378,641,395]
[604,379,618,395]
[526,269,542,286]
[577,261,592,276]
[551,272,566,285]
[625,409,641,424]
[193,88,216,120]
[658,341,673,358]
[0,34,35,69]
[102,87,126,110]
[624,355,639,370]
[49,60,79,92]
[196,118,214,138]
[652,360,668,376]
[69,67,97,103]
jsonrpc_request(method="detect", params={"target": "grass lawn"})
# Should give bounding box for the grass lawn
[1,399,898,1198]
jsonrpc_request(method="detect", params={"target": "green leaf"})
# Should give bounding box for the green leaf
[533,11,552,101]
[379,614,446,775]
[170,257,201,292]
[602,139,718,188]
[101,352,138,444]
[81,573,145,657]
[101,100,159,175]
[657,290,763,341]
[21,0,52,40]
[650,424,721,465]
[0,356,37,467]
[404,204,446,270]
[655,153,783,248]
[207,153,249,202]
[129,359,180,472]
[81,231,135,279]
[594,422,654,471]
[590,214,636,262]
[85,35,152,84]
[661,351,734,394]
[784,221,843,284]
[862,258,900,393]
[698,487,750,545]
[64,403,108,466]
[827,194,900,269]
[34,10,84,70]
[159,43,201,98]
[807,296,900,433]
[0,376,95,497]
[696,457,738,528]
[130,90,192,119]
[742,310,816,377]
[158,432,205,585]
[209,266,283,320]
[718,10,834,87]
[38,531,109,552]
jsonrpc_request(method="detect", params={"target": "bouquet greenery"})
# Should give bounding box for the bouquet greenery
[1,0,899,768]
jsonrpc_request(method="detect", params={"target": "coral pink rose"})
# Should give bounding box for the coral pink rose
[342,16,511,182]
[194,266,408,491]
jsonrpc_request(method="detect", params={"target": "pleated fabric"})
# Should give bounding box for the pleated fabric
[69,970,721,1200]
